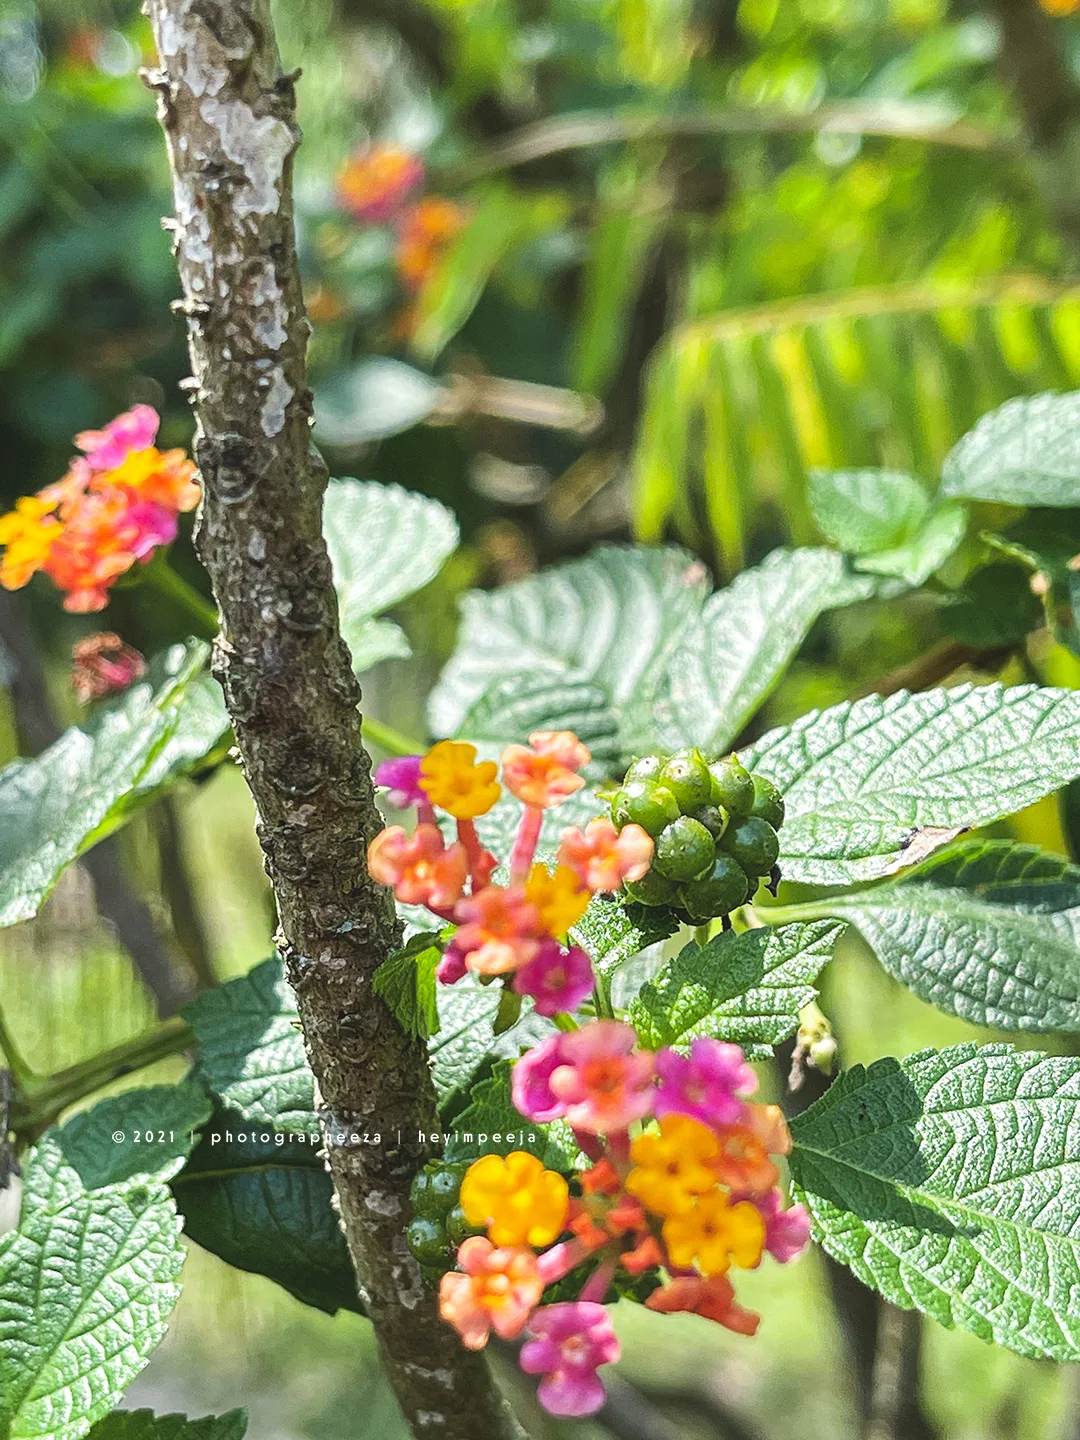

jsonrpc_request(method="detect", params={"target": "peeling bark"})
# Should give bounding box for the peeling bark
[143,4,522,1435]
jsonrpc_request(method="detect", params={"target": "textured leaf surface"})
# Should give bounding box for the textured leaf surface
[173,1108,359,1317]
[372,932,443,1041]
[629,921,841,1054]
[656,547,867,756]
[854,503,967,588]
[0,643,227,927]
[809,469,930,554]
[324,479,458,673]
[459,673,619,767]
[789,1043,1080,1360]
[444,1065,579,1168]
[747,683,1080,885]
[0,1146,186,1440]
[571,893,678,981]
[184,958,317,1136]
[943,391,1080,506]
[432,978,555,1103]
[429,545,707,758]
[824,841,1080,1032]
[37,1083,211,1192]
[86,1411,247,1440]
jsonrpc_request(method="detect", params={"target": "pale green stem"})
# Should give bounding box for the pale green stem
[0,1008,32,1088]
[142,558,220,638]
[360,715,426,757]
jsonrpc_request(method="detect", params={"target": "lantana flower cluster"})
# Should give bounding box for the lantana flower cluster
[0,405,199,612]
[369,731,811,1418]
[369,731,652,1013]
[334,144,466,298]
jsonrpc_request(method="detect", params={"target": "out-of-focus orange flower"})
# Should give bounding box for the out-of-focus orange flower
[439,1236,542,1349]
[71,633,146,704]
[367,823,469,909]
[336,145,425,223]
[558,817,653,892]
[646,1274,761,1335]
[502,731,591,809]
[1039,0,1080,14]
[396,198,466,291]
[454,882,543,974]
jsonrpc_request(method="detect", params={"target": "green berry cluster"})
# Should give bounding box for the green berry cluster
[611,749,784,924]
[407,1160,477,1274]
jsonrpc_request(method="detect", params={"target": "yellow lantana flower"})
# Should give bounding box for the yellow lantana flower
[525,862,590,938]
[460,1150,570,1249]
[663,1191,766,1276]
[419,739,501,819]
[626,1115,720,1217]
[0,497,60,589]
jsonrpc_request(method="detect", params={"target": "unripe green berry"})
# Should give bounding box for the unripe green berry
[748,773,785,830]
[659,749,713,810]
[654,816,715,882]
[624,868,678,906]
[678,853,749,920]
[410,1162,465,1220]
[720,815,780,877]
[708,755,755,816]
[445,1204,477,1247]
[625,754,665,785]
[685,802,729,841]
[407,1215,449,1266]
[611,780,680,838]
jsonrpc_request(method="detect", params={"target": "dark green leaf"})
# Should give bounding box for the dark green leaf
[444,1064,579,1168]
[0,642,227,927]
[36,1082,211,1191]
[629,921,842,1054]
[747,683,1080,885]
[822,840,1080,1031]
[184,958,317,1136]
[939,564,1042,647]
[570,893,678,981]
[943,391,1080,506]
[172,1108,360,1317]
[86,1410,248,1440]
[372,932,443,1041]
[431,977,555,1103]
[790,1044,1080,1360]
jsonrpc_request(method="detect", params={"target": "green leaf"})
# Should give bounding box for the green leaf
[313,358,442,448]
[0,642,227,927]
[0,1147,186,1440]
[172,1107,360,1317]
[629,921,842,1054]
[86,1410,248,1440]
[184,958,317,1136]
[943,391,1080,506]
[372,932,443,1041]
[821,840,1080,1031]
[655,547,866,757]
[444,1064,579,1168]
[36,1082,211,1192]
[571,205,661,395]
[854,502,967,588]
[789,1043,1080,1361]
[458,673,620,768]
[939,564,1043,647]
[324,479,458,675]
[570,893,678,981]
[809,469,931,554]
[429,544,708,759]
[747,683,1080,885]
[432,977,556,1103]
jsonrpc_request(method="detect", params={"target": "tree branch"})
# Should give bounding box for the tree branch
[143,4,522,1436]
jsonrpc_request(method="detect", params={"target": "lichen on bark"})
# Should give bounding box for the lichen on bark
[143,2,523,1434]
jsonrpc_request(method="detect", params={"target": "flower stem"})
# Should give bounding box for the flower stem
[361,715,426,757]
[142,557,220,638]
[0,1007,32,1088]
[11,1017,193,1139]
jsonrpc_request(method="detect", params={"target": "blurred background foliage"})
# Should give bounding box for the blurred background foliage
[6,0,1080,1435]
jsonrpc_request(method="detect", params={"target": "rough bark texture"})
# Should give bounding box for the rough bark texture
[143,5,522,1436]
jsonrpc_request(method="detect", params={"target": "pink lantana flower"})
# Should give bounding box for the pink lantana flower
[435,942,468,985]
[501,729,591,809]
[547,1020,655,1135]
[653,1037,757,1128]
[366,823,468,909]
[454,883,543,975]
[755,1189,812,1264]
[438,1236,543,1350]
[513,940,594,1017]
[520,1302,621,1417]
[374,755,426,809]
[512,1033,569,1124]
[557,816,653,892]
[125,499,178,559]
[75,404,160,470]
